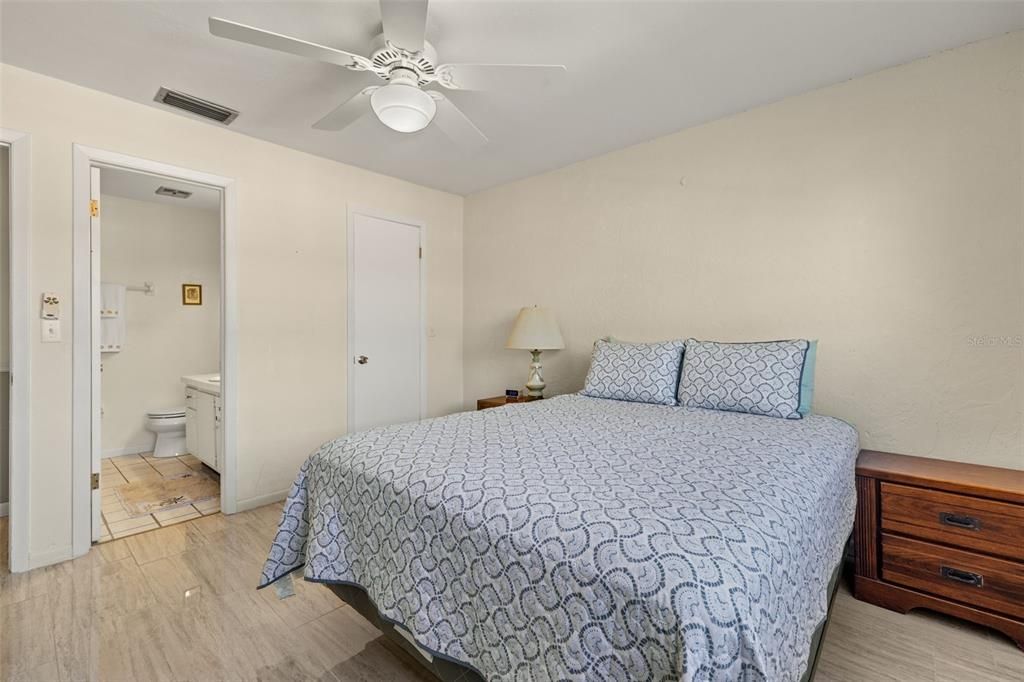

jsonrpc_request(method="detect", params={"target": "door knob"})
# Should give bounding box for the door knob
[356,355,369,365]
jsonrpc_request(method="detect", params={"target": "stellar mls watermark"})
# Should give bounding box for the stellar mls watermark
[966,335,1024,348]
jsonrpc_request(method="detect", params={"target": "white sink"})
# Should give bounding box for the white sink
[181,373,222,395]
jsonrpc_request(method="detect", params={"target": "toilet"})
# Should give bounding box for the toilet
[146,407,187,458]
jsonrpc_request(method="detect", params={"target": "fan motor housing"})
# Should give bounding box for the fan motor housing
[368,34,437,84]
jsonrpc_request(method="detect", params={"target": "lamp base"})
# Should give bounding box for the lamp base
[524,349,545,397]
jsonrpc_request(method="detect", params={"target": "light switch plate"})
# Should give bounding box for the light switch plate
[41,319,61,342]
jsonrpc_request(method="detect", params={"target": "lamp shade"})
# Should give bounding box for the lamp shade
[505,306,565,350]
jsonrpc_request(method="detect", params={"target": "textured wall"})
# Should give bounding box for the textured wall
[464,32,1024,470]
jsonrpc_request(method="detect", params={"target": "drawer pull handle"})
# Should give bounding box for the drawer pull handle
[939,512,980,530]
[940,566,984,587]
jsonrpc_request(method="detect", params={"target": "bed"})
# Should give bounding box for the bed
[259,394,858,681]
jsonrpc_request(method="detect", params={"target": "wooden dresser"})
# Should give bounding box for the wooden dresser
[854,450,1024,649]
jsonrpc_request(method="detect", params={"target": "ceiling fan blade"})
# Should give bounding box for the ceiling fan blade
[379,0,429,53]
[434,63,566,91]
[209,17,371,70]
[429,93,487,152]
[313,87,377,131]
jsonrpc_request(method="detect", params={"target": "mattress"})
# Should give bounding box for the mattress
[260,394,858,681]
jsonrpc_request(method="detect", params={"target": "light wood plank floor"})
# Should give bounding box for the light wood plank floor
[1,509,1021,681]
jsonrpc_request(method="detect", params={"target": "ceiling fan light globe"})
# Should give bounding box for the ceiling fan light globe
[370,83,436,133]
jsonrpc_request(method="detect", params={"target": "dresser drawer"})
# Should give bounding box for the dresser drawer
[881,534,1024,619]
[880,482,1024,561]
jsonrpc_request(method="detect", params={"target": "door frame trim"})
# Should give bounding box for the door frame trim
[72,145,239,558]
[346,206,427,433]
[1,128,31,572]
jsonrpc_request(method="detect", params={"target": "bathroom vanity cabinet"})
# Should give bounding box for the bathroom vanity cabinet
[185,386,221,473]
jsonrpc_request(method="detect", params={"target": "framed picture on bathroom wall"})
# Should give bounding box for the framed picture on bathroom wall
[182,284,202,306]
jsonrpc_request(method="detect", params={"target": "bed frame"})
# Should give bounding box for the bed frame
[326,553,846,682]
[326,583,485,681]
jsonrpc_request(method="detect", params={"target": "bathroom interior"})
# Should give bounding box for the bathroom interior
[97,167,222,542]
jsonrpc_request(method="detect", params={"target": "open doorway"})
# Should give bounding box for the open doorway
[93,167,222,542]
[71,145,237,556]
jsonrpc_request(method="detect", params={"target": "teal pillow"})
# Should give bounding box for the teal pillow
[798,340,817,416]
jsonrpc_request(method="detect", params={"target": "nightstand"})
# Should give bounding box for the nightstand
[853,450,1024,649]
[476,395,542,410]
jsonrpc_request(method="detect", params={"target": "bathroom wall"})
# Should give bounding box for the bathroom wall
[99,194,220,456]
[0,144,8,510]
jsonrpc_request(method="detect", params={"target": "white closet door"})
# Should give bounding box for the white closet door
[350,212,422,433]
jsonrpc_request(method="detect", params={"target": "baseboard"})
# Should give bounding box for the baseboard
[102,444,151,459]
[29,545,74,570]
[235,488,289,513]
[0,502,8,517]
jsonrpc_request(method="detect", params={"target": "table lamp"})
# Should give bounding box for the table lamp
[505,306,565,397]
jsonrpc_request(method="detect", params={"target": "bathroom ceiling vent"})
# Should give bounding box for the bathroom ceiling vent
[154,87,239,125]
[155,186,193,199]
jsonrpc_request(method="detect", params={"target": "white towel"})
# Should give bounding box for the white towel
[100,283,126,353]
[100,282,125,318]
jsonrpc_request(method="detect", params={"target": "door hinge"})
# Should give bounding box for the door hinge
[89,200,99,217]
[418,247,422,259]
[91,472,100,490]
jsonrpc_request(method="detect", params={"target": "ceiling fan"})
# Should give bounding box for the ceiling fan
[209,0,566,150]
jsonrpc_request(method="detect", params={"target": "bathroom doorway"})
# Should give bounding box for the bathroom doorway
[71,146,237,554]
[94,167,222,542]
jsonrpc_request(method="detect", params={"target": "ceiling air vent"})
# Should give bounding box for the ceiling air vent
[155,186,193,199]
[154,87,239,125]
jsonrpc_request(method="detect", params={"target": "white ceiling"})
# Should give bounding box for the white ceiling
[2,1,1021,195]
[101,166,221,211]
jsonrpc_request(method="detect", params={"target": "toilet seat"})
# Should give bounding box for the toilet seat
[147,407,186,419]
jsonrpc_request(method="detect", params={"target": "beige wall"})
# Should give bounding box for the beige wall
[99,195,220,456]
[0,64,464,566]
[464,32,1024,470]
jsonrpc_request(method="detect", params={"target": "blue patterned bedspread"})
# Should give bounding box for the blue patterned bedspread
[260,395,858,681]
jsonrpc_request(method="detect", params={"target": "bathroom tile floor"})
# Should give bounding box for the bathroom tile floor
[99,453,220,542]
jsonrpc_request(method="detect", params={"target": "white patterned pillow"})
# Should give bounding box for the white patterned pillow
[581,339,685,405]
[678,339,811,419]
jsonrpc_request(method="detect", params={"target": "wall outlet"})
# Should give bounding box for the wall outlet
[41,319,61,342]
